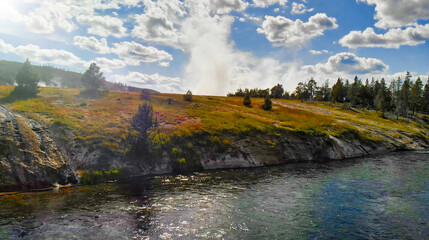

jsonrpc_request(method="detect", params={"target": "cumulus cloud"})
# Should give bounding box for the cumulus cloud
[339,25,429,49]
[14,44,88,69]
[207,0,249,14]
[301,52,388,76]
[0,1,142,34]
[290,2,314,15]
[257,13,338,47]
[111,41,173,66]
[358,0,429,29]
[309,49,329,55]
[94,58,126,73]
[0,39,15,53]
[251,0,288,8]
[73,36,111,54]
[77,15,128,38]
[109,72,184,93]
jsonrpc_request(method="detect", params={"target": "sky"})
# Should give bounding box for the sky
[0,0,428,95]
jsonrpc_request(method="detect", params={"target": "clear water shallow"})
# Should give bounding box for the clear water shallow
[0,151,428,239]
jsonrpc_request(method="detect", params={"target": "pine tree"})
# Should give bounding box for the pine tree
[423,78,429,113]
[270,84,284,99]
[130,103,158,155]
[14,58,40,97]
[81,63,105,93]
[376,78,392,117]
[332,78,346,103]
[410,77,423,114]
[398,72,412,117]
[262,94,272,110]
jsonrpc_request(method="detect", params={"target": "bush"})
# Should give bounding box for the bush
[243,91,251,107]
[262,94,272,110]
[183,90,193,102]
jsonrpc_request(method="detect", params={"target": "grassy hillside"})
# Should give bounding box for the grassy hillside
[0,60,150,92]
[0,86,428,171]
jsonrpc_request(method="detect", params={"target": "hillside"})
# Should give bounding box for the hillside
[0,86,428,190]
[0,60,151,92]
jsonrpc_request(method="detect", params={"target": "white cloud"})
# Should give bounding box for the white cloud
[358,0,429,29]
[274,8,280,13]
[111,41,173,66]
[0,1,143,34]
[251,0,288,8]
[73,36,111,54]
[309,49,329,55]
[77,15,128,38]
[207,0,249,14]
[94,58,126,73]
[290,2,314,15]
[0,39,15,53]
[14,44,88,69]
[257,13,338,47]
[109,72,184,93]
[131,0,185,47]
[301,52,388,76]
[339,25,429,49]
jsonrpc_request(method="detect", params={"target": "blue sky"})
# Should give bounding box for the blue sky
[0,0,428,95]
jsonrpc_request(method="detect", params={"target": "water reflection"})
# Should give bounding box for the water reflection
[0,151,428,239]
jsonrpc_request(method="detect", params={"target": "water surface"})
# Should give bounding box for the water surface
[1,151,429,239]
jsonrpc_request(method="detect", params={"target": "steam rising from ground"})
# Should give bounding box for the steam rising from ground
[136,0,294,95]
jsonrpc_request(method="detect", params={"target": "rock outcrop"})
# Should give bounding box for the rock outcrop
[0,106,76,191]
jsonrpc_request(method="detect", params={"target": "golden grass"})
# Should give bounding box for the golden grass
[0,86,427,153]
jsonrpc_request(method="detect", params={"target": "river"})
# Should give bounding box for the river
[0,151,428,239]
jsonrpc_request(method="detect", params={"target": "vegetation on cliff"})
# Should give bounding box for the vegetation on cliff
[0,85,427,177]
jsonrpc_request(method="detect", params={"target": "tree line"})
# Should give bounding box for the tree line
[228,72,429,117]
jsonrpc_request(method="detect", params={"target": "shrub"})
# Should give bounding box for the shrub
[262,94,272,110]
[183,90,193,102]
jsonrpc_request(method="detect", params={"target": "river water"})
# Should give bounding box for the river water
[0,151,429,239]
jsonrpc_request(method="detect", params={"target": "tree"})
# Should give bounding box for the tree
[424,79,429,113]
[183,90,193,101]
[332,78,346,103]
[14,58,40,97]
[410,77,423,114]
[243,89,252,107]
[307,78,317,102]
[315,79,331,102]
[376,78,392,117]
[130,103,158,157]
[398,72,412,117]
[81,63,105,93]
[270,83,284,99]
[262,94,272,110]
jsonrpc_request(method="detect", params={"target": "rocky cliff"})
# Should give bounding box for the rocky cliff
[0,87,428,190]
[0,106,76,191]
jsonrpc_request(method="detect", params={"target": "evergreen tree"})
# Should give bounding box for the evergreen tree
[129,103,158,162]
[376,78,392,117]
[307,78,317,102]
[262,94,272,110]
[243,89,252,107]
[423,79,429,113]
[410,77,423,114]
[398,72,412,117]
[81,63,105,93]
[332,78,346,103]
[14,58,40,97]
[270,83,284,99]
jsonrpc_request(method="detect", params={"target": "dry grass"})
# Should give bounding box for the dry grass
[1,86,427,152]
